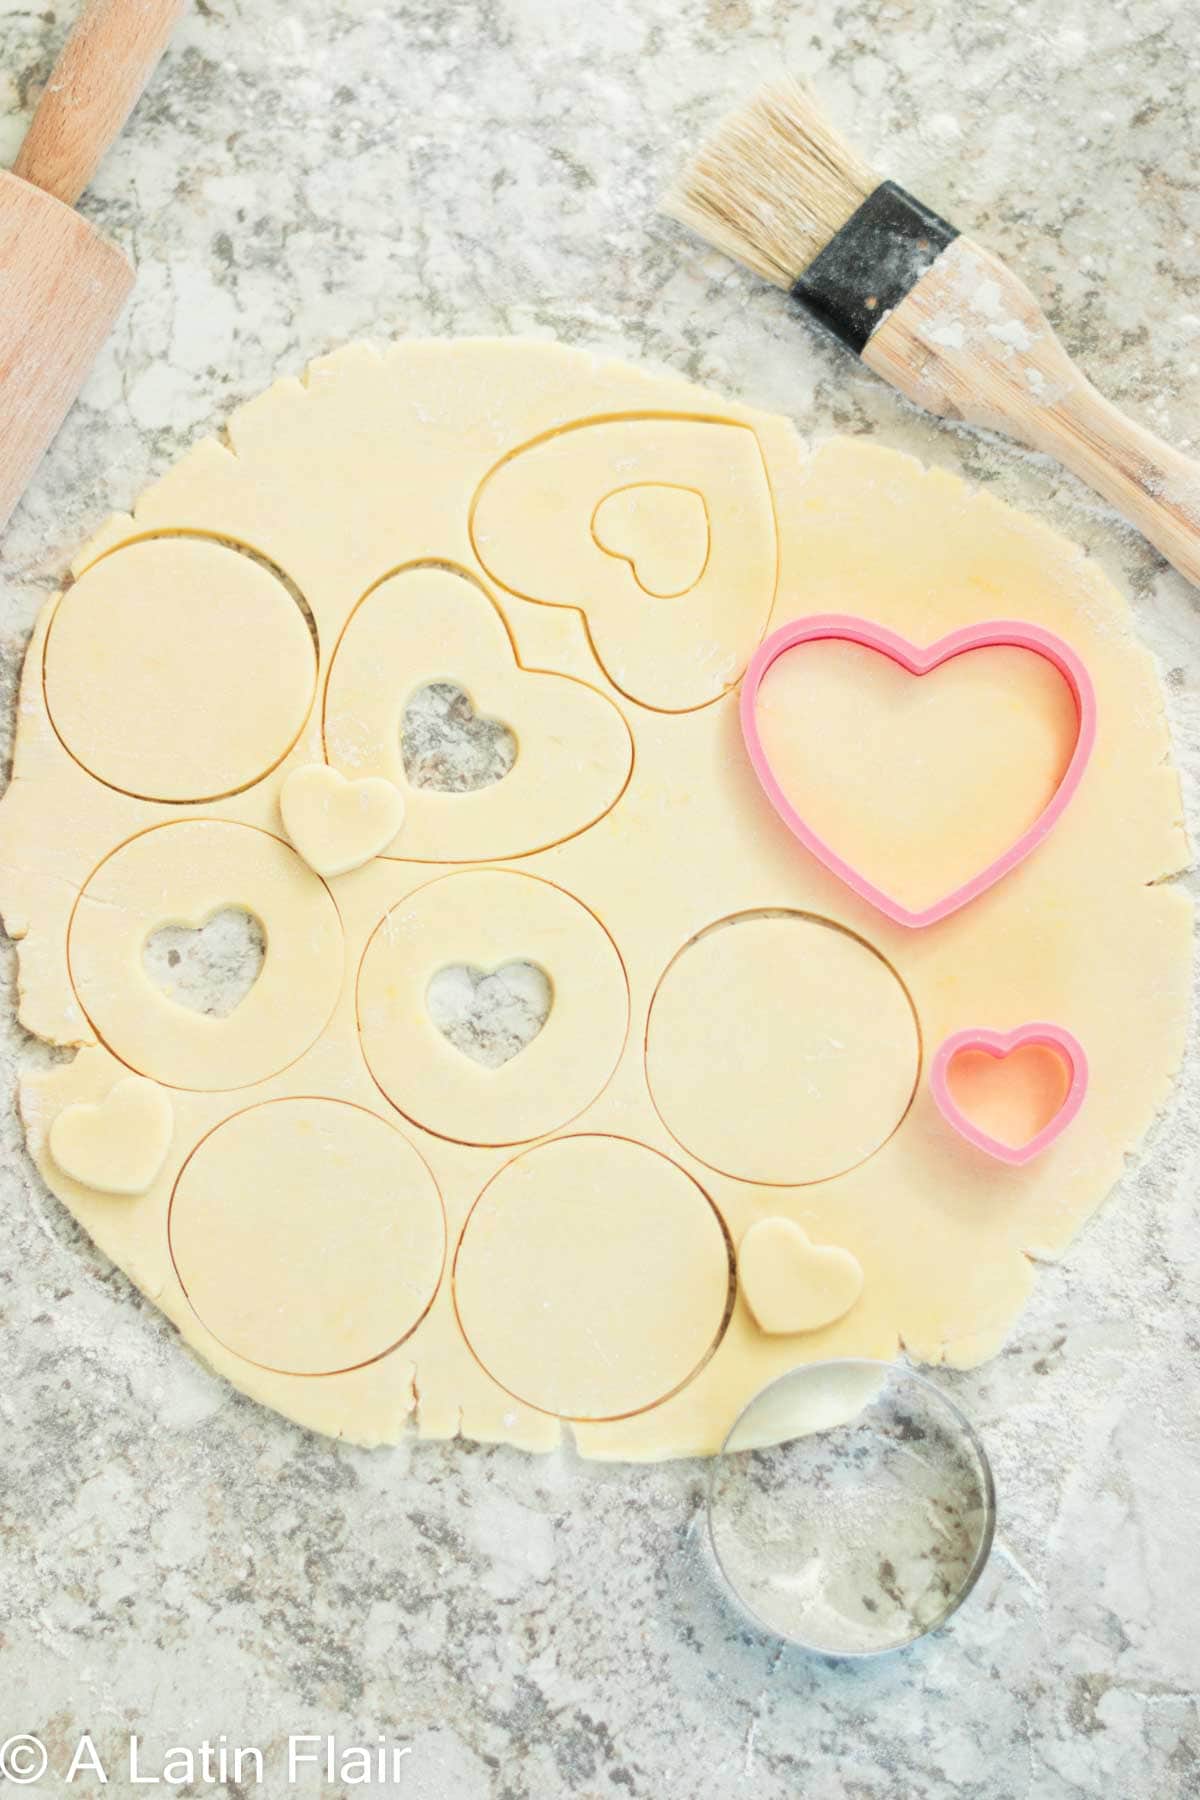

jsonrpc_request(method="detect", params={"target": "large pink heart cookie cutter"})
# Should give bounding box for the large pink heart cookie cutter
[930,1024,1089,1166]
[739,614,1097,929]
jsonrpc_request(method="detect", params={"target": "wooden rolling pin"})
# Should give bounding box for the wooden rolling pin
[0,0,184,532]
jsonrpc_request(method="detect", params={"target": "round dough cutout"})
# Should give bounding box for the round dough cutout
[69,821,344,1091]
[646,912,920,1184]
[454,1135,732,1419]
[357,869,628,1144]
[45,536,316,801]
[170,1099,444,1376]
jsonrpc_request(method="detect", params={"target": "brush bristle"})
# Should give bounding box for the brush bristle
[665,77,878,288]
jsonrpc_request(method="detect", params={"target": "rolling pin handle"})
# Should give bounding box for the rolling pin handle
[12,0,186,208]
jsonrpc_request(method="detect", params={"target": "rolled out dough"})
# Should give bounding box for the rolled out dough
[0,339,1189,1457]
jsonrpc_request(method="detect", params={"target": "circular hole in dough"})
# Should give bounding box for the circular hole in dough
[44,536,317,802]
[357,869,628,1145]
[169,1098,445,1376]
[453,1134,733,1420]
[69,820,344,1091]
[645,911,920,1185]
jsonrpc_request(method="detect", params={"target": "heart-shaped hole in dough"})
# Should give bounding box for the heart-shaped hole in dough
[143,906,265,1019]
[426,960,552,1068]
[591,483,710,598]
[402,681,517,793]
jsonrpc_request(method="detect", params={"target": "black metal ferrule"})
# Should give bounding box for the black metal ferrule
[790,179,959,355]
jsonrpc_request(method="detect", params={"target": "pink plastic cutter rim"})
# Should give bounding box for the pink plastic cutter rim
[930,1023,1089,1166]
[738,613,1098,929]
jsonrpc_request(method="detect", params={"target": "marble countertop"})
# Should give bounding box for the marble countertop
[0,0,1197,1794]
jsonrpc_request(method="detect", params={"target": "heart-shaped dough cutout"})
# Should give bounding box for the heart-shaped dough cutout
[738,1218,864,1335]
[281,764,405,878]
[143,906,264,1018]
[742,615,1096,928]
[324,565,633,863]
[931,1024,1088,1165]
[49,1075,174,1196]
[591,484,710,598]
[426,960,552,1068]
[471,416,777,711]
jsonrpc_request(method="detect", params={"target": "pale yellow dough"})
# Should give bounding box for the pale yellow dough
[323,565,632,861]
[67,820,344,1091]
[49,1075,174,1197]
[645,912,920,1184]
[591,484,710,598]
[357,868,628,1145]
[280,763,405,877]
[471,414,778,711]
[453,1135,732,1420]
[44,535,316,802]
[169,1098,444,1376]
[737,1219,864,1336]
[0,339,1189,1457]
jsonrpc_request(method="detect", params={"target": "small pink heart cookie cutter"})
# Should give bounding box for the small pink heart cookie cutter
[930,1024,1089,1166]
[739,614,1097,929]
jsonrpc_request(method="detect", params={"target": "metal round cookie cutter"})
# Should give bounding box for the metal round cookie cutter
[706,1358,996,1656]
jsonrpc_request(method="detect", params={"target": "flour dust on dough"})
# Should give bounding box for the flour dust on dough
[0,339,1189,1456]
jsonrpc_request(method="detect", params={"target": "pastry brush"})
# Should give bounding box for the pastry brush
[665,76,1200,589]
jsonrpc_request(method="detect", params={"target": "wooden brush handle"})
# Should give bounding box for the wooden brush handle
[865,237,1200,589]
[13,0,185,207]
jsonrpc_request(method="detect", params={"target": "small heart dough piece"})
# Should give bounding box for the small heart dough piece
[49,1076,174,1197]
[281,764,405,878]
[592,484,710,597]
[738,1217,864,1335]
